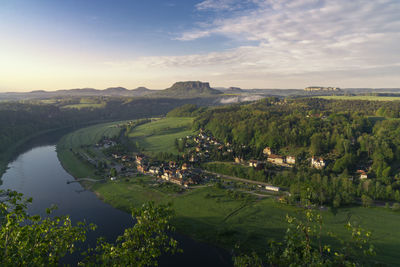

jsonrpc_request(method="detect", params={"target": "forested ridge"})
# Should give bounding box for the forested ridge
[191,98,400,206]
[0,97,216,175]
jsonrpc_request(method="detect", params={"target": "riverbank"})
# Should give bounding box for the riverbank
[56,121,400,266]
[0,126,77,179]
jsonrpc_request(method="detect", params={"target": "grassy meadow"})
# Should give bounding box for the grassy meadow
[94,177,400,266]
[317,95,400,101]
[57,121,124,179]
[61,98,106,110]
[127,117,195,154]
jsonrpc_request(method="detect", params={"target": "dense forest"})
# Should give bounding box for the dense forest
[186,98,400,207]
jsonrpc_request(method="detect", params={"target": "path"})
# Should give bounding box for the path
[66,178,104,184]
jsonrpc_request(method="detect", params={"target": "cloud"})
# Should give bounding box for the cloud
[108,0,400,88]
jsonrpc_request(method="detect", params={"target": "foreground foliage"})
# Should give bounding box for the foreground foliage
[0,190,179,266]
[0,190,94,266]
[80,202,180,266]
[234,205,375,267]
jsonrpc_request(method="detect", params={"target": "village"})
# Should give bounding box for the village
[81,126,370,194]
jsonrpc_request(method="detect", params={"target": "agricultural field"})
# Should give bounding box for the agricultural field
[317,95,400,101]
[93,178,400,266]
[127,117,195,154]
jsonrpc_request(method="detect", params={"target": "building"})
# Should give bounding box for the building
[169,177,183,186]
[161,170,175,181]
[135,154,147,165]
[148,166,161,175]
[267,154,285,164]
[249,160,264,169]
[181,163,189,170]
[286,156,296,165]
[263,147,273,156]
[265,185,280,192]
[311,156,326,169]
[356,170,368,180]
[137,164,148,173]
[234,157,244,163]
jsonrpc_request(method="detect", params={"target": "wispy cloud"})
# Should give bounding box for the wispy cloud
[110,0,400,88]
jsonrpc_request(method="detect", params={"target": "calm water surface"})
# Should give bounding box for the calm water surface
[0,145,232,266]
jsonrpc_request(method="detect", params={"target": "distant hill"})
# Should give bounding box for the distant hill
[155,81,222,97]
[131,87,154,96]
[103,87,129,95]
[224,87,245,94]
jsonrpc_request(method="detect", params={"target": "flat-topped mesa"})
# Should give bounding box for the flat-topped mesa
[305,86,341,91]
[161,81,222,97]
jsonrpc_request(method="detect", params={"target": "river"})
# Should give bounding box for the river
[0,143,232,266]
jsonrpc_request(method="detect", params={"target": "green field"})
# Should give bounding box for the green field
[61,98,106,110]
[127,117,195,154]
[317,95,400,101]
[61,103,106,109]
[57,121,125,179]
[93,178,400,265]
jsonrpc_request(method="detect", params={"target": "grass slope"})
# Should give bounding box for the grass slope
[128,117,195,154]
[57,121,124,179]
[93,179,400,266]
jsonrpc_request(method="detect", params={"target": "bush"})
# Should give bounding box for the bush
[392,202,400,211]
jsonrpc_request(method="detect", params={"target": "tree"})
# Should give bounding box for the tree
[0,190,180,266]
[80,202,180,266]
[310,133,325,156]
[361,194,373,207]
[0,190,95,266]
[234,208,375,267]
[110,167,117,177]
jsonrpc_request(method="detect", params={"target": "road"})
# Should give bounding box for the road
[203,170,274,187]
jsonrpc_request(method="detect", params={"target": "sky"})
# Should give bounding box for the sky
[0,0,399,91]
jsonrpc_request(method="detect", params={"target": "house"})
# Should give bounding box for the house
[135,154,147,165]
[356,170,368,180]
[137,164,149,173]
[267,154,285,164]
[169,177,183,186]
[263,147,273,156]
[234,157,244,163]
[148,166,160,175]
[110,177,117,181]
[161,169,175,181]
[311,156,326,169]
[112,153,121,159]
[265,185,280,192]
[189,155,198,162]
[181,163,189,170]
[121,155,130,162]
[286,155,296,165]
[169,161,177,168]
[249,160,263,169]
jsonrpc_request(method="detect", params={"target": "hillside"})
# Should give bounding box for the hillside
[155,81,222,97]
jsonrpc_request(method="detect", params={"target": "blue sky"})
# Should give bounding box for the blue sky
[1,0,399,91]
